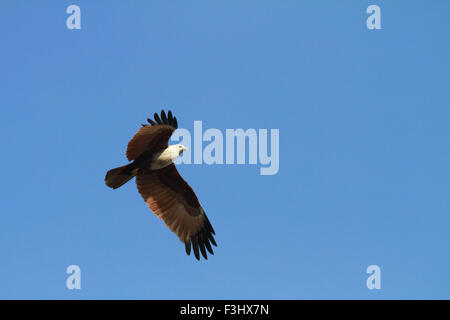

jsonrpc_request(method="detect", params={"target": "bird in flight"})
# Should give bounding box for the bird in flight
[105,110,217,260]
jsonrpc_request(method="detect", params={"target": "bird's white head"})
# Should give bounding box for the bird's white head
[151,144,188,170]
[170,144,188,158]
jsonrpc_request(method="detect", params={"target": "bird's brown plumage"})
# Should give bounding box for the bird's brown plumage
[126,124,175,161]
[136,164,216,260]
[106,110,217,260]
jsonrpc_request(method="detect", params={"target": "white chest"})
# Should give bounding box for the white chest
[149,148,176,170]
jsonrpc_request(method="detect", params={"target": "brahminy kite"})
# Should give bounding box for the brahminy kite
[105,110,217,260]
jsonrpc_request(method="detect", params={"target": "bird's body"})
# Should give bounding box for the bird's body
[105,110,216,260]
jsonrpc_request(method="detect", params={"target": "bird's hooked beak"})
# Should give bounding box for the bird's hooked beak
[180,145,188,154]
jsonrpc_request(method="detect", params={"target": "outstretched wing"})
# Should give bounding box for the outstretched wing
[126,110,178,161]
[136,164,217,260]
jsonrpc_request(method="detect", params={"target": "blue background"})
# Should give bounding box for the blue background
[0,1,449,299]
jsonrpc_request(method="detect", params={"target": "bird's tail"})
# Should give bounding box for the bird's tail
[105,163,138,189]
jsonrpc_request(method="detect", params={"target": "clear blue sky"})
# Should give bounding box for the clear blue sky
[1,1,449,299]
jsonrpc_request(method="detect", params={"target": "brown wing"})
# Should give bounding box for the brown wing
[126,110,178,161]
[136,164,217,260]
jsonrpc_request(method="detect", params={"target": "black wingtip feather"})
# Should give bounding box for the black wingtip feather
[205,216,215,235]
[154,113,162,124]
[208,233,217,247]
[192,235,200,260]
[147,110,177,129]
[198,233,208,260]
[160,110,167,123]
[185,240,192,256]
[185,215,217,261]
[203,229,214,255]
